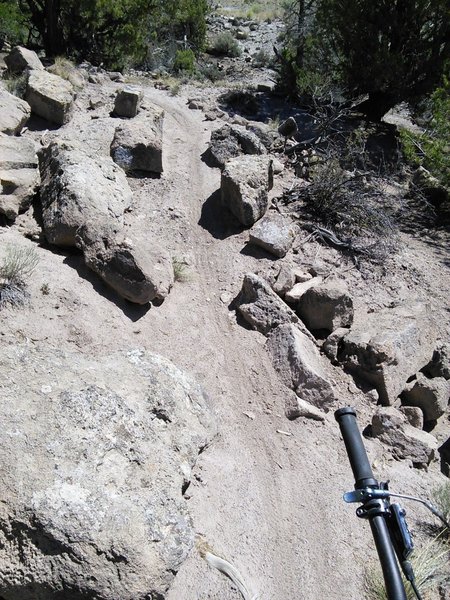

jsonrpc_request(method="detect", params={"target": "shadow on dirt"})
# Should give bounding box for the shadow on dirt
[199,188,245,240]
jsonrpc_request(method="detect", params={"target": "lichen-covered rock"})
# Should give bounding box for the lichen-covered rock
[0,88,31,135]
[0,344,216,600]
[267,323,337,410]
[221,155,272,227]
[338,303,436,405]
[297,281,354,332]
[38,141,131,247]
[111,106,164,173]
[25,69,74,126]
[4,46,44,74]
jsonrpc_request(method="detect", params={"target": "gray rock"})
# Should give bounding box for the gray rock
[236,272,302,336]
[221,155,272,227]
[424,342,450,380]
[38,141,131,247]
[284,276,322,303]
[285,391,326,421]
[209,124,267,169]
[266,324,337,410]
[0,88,31,134]
[293,268,313,283]
[249,213,297,258]
[278,117,297,138]
[0,133,39,219]
[399,406,424,429]
[402,373,449,422]
[79,229,174,304]
[4,46,44,74]
[111,106,164,173]
[25,69,74,125]
[0,343,216,600]
[273,263,295,297]
[114,86,143,118]
[297,281,354,332]
[322,327,349,364]
[339,303,436,405]
[439,437,450,476]
[371,407,437,467]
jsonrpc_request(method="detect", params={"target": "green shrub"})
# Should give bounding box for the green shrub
[173,48,195,73]
[208,32,241,58]
[199,63,222,82]
[0,0,27,47]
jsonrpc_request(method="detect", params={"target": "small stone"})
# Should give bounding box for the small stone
[285,277,322,304]
[248,213,297,258]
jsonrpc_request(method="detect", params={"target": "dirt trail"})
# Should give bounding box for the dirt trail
[3,82,448,599]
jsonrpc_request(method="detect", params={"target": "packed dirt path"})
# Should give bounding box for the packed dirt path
[4,82,448,599]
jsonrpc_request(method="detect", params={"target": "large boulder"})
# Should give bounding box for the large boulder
[25,69,74,126]
[0,88,31,135]
[4,46,44,74]
[266,324,337,410]
[110,106,164,173]
[424,342,450,380]
[208,124,267,169]
[0,133,39,219]
[221,155,272,227]
[114,86,143,118]
[38,141,131,247]
[0,343,216,600]
[248,213,297,258]
[338,303,436,405]
[371,407,437,468]
[297,280,354,333]
[236,272,302,336]
[78,229,174,304]
[402,373,449,423]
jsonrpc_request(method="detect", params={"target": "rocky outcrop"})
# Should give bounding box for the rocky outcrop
[236,272,300,335]
[110,106,164,173]
[4,46,44,74]
[338,303,436,405]
[79,229,174,304]
[266,324,337,410]
[0,344,216,600]
[402,373,449,423]
[0,133,39,219]
[371,407,437,467]
[209,123,267,169]
[38,141,131,247]
[114,86,143,118]
[0,88,31,135]
[248,213,297,257]
[297,281,354,332]
[25,69,74,125]
[221,155,272,227]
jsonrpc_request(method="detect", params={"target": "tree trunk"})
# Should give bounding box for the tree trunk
[44,0,64,56]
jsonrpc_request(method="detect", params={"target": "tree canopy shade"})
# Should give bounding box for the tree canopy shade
[316,0,450,119]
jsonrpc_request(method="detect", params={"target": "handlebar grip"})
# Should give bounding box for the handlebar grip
[335,407,378,489]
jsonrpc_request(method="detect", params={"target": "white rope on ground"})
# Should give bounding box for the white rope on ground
[197,538,259,600]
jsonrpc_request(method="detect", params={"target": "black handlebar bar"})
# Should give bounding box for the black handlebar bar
[335,407,408,600]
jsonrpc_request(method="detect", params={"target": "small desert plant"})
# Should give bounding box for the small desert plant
[169,80,181,96]
[173,48,196,74]
[3,72,27,98]
[0,244,39,308]
[198,62,222,83]
[208,32,241,58]
[433,482,450,537]
[365,534,449,600]
[172,257,189,282]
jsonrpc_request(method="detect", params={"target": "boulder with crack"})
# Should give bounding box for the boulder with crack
[297,280,354,333]
[221,155,273,227]
[402,373,449,423]
[38,141,131,247]
[78,228,174,304]
[110,106,164,174]
[266,323,337,410]
[25,69,74,126]
[236,272,302,336]
[4,45,44,74]
[0,133,39,219]
[209,123,267,169]
[0,344,216,600]
[338,303,436,405]
[371,407,437,468]
[0,88,31,135]
[248,213,297,258]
